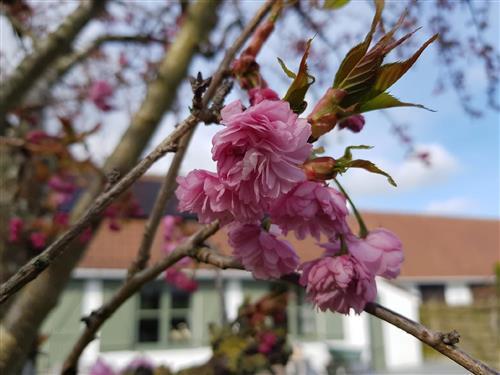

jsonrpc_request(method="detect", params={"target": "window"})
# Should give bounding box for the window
[419,284,445,303]
[137,283,161,343]
[168,290,192,344]
[136,282,193,346]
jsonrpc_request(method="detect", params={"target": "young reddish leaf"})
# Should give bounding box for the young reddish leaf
[346,159,397,186]
[333,0,384,88]
[324,0,350,9]
[358,92,434,112]
[277,57,296,79]
[365,34,439,100]
[282,39,316,114]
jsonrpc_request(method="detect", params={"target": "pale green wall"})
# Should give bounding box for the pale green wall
[38,280,84,372]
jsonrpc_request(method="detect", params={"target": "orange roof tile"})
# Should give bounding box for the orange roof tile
[79,213,499,279]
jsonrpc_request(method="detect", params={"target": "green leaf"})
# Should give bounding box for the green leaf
[364,34,438,100]
[282,39,316,114]
[358,92,434,112]
[324,0,350,9]
[341,145,373,161]
[346,159,397,186]
[333,0,384,88]
[277,57,296,79]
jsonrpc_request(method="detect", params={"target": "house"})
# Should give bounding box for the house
[37,179,499,374]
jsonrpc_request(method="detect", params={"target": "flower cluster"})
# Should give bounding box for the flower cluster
[176,89,404,314]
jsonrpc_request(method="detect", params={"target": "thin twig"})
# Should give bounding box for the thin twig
[125,132,193,278]
[0,0,274,305]
[187,253,498,375]
[61,221,220,374]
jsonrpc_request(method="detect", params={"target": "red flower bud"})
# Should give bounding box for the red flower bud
[303,157,337,180]
[338,114,365,133]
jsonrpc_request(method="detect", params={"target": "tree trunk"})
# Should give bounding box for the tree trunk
[0,1,220,373]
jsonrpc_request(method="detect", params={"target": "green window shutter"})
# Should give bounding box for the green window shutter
[39,281,83,372]
[100,281,136,351]
[191,281,222,346]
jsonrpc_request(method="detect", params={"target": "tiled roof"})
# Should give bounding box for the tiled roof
[79,212,499,279]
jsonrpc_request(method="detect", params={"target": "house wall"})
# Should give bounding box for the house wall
[39,273,422,373]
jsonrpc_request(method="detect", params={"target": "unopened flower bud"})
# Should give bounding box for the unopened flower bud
[303,157,337,180]
[339,114,365,133]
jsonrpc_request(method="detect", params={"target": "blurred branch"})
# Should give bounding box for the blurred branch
[0,0,107,129]
[126,79,233,278]
[0,1,223,372]
[190,253,498,375]
[0,0,273,307]
[62,221,221,374]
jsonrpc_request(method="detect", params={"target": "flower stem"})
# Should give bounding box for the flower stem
[334,178,369,238]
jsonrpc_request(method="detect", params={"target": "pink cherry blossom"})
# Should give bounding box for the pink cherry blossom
[299,252,377,314]
[30,231,47,250]
[48,175,76,205]
[176,170,233,225]
[338,114,365,133]
[258,331,278,354]
[163,215,182,241]
[229,223,299,280]
[165,269,198,293]
[88,80,114,111]
[212,99,312,203]
[270,181,349,240]
[8,217,24,243]
[249,87,279,105]
[347,228,404,279]
[54,211,69,227]
[90,358,115,375]
[176,169,263,224]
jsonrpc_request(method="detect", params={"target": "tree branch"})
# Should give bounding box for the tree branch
[0,2,224,372]
[61,221,220,374]
[0,0,274,304]
[190,253,498,375]
[0,0,107,125]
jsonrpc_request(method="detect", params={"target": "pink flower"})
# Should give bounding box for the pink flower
[229,223,299,280]
[338,114,365,133]
[30,231,47,250]
[176,170,233,225]
[54,211,69,227]
[163,215,182,241]
[258,331,278,354]
[299,253,377,314]
[212,99,312,203]
[25,130,49,143]
[8,217,24,243]
[48,175,76,205]
[176,169,265,224]
[249,87,279,105]
[90,358,115,375]
[79,226,93,244]
[270,181,349,240]
[88,80,114,111]
[165,269,198,293]
[347,229,404,279]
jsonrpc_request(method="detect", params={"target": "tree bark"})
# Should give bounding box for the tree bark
[0,0,107,129]
[0,2,220,373]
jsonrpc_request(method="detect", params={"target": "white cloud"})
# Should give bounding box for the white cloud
[424,197,476,216]
[341,143,459,196]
